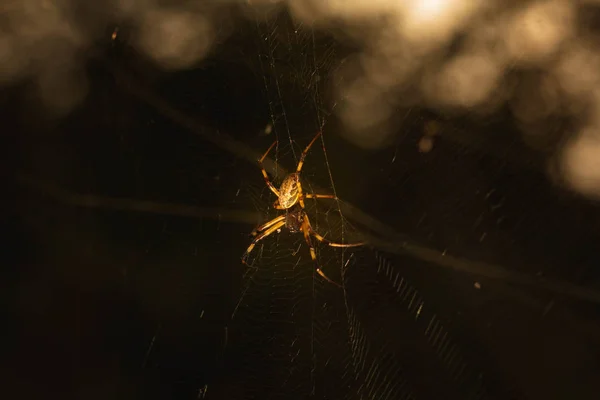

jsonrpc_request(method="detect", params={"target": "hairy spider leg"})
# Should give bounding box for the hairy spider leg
[295,131,322,174]
[258,140,280,197]
[304,193,336,200]
[250,215,286,237]
[300,215,341,287]
[297,185,306,209]
[303,213,364,248]
[295,131,323,209]
[241,219,286,265]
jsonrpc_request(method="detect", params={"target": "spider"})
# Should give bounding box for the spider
[241,131,364,286]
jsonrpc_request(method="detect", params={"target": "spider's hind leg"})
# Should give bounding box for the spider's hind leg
[304,213,364,248]
[242,219,286,265]
[251,215,285,237]
[300,214,341,287]
[305,193,336,201]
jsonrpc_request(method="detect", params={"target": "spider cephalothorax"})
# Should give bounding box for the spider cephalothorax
[242,131,364,286]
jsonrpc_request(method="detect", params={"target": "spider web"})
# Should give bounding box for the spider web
[224,12,358,398]
[221,10,500,400]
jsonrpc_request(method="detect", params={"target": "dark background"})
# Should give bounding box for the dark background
[3,9,600,400]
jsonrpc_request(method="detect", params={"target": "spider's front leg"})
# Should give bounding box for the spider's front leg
[258,140,280,198]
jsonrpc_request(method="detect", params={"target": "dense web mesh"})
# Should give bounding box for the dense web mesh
[218,12,504,400]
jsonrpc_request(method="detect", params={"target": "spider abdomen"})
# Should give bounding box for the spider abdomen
[277,173,300,209]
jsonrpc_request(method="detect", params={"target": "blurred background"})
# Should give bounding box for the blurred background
[3,1,600,399]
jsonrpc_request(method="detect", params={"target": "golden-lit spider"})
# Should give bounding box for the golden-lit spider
[241,131,364,286]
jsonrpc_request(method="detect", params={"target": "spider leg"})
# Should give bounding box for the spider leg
[258,140,280,197]
[301,215,341,287]
[242,219,286,265]
[296,131,322,173]
[304,214,364,248]
[251,215,285,236]
[295,132,324,209]
[297,185,306,209]
[305,193,336,200]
